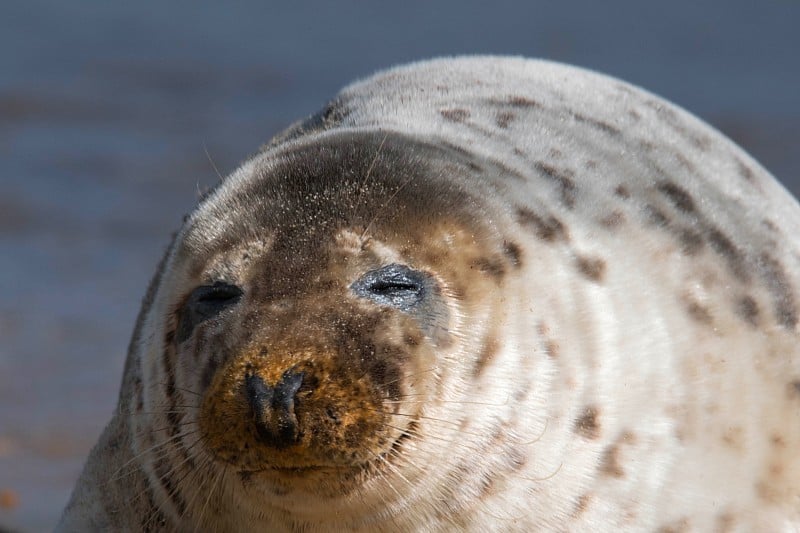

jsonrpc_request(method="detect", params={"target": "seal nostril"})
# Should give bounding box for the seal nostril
[272,369,304,412]
[244,370,305,449]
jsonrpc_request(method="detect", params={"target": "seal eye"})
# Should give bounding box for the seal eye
[177,282,243,342]
[351,264,428,311]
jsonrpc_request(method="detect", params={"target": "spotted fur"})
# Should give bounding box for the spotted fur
[59,57,800,532]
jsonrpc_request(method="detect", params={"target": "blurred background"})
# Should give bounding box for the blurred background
[1,1,798,530]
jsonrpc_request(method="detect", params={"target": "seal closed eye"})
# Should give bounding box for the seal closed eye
[177,281,243,342]
[351,263,432,310]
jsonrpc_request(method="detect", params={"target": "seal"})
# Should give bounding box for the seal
[58,56,800,532]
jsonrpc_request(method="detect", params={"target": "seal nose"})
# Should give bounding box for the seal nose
[245,368,305,449]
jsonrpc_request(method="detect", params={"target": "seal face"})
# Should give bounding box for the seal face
[59,57,800,532]
[192,134,501,483]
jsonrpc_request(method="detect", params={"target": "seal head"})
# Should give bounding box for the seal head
[166,131,514,500]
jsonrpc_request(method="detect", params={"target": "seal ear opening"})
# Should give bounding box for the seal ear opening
[176,282,243,342]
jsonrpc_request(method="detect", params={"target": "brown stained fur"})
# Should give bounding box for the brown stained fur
[201,343,388,469]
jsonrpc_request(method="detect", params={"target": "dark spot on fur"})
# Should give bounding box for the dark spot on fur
[643,204,670,227]
[573,493,592,517]
[787,381,800,399]
[657,181,696,213]
[575,255,606,283]
[685,299,713,325]
[404,331,422,346]
[716,512,736,533]
[599,210,626,229]
[571,112,621,136]
[544,339,560,358]
[736,158,756,183]
[574,406,601,439]
[614,184,631,199]
[473,336,499,377]
[440,108,470,122]
[516,207,569,242]
[736,295,760,327]
[757,253,798,329]
[691,133,712,152]
[471,256,506,280]
[673,152,696,172]
[478,472,498,497]
[639,139,656,152]
[656,518,691,533]
[599,444,624,478]
[535,162,577,208]
[507,447,527,472]
[677,228,704,255]
[707,228,749,281]
[762,219,780,233]
[721,426,744,450]
[492,160,529,182]
[505,95,543,108]
[495,111,515,128]
[503,241,523,268]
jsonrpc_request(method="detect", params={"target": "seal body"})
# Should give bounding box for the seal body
[59,57,800,532]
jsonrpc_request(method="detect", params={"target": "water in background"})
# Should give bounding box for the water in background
[1,1,798,530]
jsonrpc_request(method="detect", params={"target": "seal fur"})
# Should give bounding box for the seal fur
[59,56,800,532]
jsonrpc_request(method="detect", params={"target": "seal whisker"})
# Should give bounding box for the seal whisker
[352,131,389,223]
[202,142,225,183]
[105,430,202,485]
[197,463,227,528]
[359,171,417,240]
